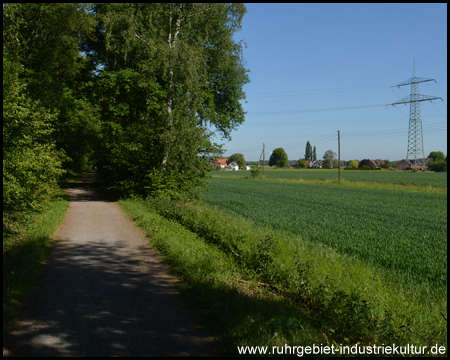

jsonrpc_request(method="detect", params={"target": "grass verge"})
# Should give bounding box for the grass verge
[119,197,324,355]
[3,188,70,339]
[120,196,447,356]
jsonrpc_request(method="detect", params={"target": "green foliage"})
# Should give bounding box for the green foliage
[348,160,359,169]
[269,148,288,168]
[380,159,391,169]
[3,3,99,174]
[295,159,307,169]
[313,146,317,161]
[371,164,377,170]
[429,160,447,172]
[305,141,312,161]
[428,151,445,163]
[88,3,249,198]
[322,150,337,169]
[228,153,246,170]
[249,163,262,178]
[3,57,68,233]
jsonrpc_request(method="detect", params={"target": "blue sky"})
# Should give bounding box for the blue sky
[216,3,447,162]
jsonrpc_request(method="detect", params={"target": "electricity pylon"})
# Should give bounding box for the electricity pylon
[391,60,443,169]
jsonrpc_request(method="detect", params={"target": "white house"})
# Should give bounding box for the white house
[245,165,251,170]
[229,161,239,170]
[311,160,322,169]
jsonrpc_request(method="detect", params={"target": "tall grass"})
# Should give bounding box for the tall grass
[120,196,447,352]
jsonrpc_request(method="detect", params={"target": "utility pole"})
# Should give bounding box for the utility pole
[262,143,265,176]
[338,130,341,183]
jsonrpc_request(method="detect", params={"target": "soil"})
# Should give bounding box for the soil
[3,172,217,357]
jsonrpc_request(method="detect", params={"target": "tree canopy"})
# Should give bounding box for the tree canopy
[3,3,249,230]
[228,153,246,170]
[269,148,288,168]
[305,141,312,161]
[428,151,445,163]
[87,3,249,198]
[323,150,337,169]
[348,160,359,169]
[304,141,317,161]
[295,159,307,169]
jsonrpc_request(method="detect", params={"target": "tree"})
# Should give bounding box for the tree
[3,3,99,173]
[313,146,317,161]
[380,160,391,169]
[3,56,68,229]
[269,148,288,168]
[323,150,337,169]
[228,153,246,170]
[250,162,262,178]
[295,159,307,169]
[427,151,445,163]
[348,160,359,169]
[87,3,249,198]
[305,141,312,161]
[429,161,447,172]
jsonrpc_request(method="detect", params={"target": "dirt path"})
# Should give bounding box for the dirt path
[4,172,216,357]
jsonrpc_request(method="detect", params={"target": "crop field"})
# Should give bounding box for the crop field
[203,177,447,298]
[212,168,448,188]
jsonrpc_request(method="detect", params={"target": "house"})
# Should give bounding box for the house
[228,161,239,171]
[305,160,313,168]
[210,158,228,169]
[373,160,386,167]
[288,160,297,168]
[359,159,378,169]
[311,160,322,169]
[245,165,251,170]
[359,159,386,169]
[395,158,433,171]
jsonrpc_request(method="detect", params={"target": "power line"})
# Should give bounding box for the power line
[246,84,394,97]
[247,103,387,116]
[242,113,446,126]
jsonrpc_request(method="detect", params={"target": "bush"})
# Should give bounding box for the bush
[249,163,262,178]
[429,160,447,172]
[295,159,307,169]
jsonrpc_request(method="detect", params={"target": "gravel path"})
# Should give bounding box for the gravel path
[4,172,216,357]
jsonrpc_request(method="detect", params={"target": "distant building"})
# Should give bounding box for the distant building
[360,159,378,169]
[228,161,239,171]
[288,160,297,168]
[210,158,228,169]
[394,158,433,170]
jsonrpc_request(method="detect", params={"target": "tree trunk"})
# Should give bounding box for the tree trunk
[161,4,183,172]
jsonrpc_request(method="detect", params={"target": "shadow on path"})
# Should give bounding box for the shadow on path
[4,172,215,357]
[60,171,114,203]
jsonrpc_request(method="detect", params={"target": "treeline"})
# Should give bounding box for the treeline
[3,3,249,232]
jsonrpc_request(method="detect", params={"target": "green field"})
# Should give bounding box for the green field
[203,177,447,299]
[212,168,448,188]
